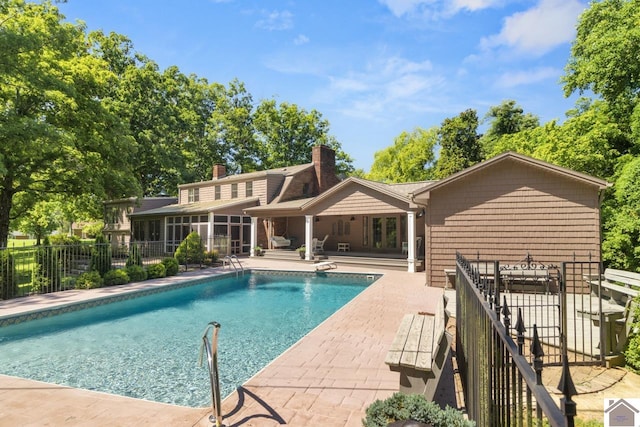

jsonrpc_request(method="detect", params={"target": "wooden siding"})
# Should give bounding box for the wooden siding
[424,161,602,287]
[179,178,270,205]
[310,186,409,216]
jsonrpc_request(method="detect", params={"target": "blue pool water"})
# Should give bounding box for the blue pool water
[0,272,373,407]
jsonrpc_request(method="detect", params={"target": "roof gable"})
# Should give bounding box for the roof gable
[412,152,609,201]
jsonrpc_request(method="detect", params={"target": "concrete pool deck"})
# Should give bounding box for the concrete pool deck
[0,258,451,426]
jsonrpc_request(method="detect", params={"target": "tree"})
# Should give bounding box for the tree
[253,99,354,175]
[563,0,640,123]
[602,156,640,271]
[433,109,483,179]
[489,100,623,179]
[480,100,539,154]
[0,1,138,247]
[368,127,437,183]
[14,200,65,245]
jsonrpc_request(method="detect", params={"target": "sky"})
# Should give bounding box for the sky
[58,0,588,171]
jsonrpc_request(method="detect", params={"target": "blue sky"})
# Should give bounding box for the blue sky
[59,0,587,171]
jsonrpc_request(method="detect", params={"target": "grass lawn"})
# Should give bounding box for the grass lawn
[6,239,37,248]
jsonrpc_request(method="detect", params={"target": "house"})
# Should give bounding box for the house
[112,149,609,283]
[103,196,178,247]
[605,399,639,426]
[411,152,609,287]
[125,145,340,256]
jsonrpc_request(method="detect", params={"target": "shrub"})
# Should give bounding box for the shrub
[624,295,640,372]
[174,232,204,267]
[204,250,219,265]
[162,257,179,276]
[0,251,17,299]
[75,271,103,289]
[146,263,166,279]
[90,234,112,276]
[48,234,81,246]
[362,393,474,427]
[103,269,130,286]
[126,242,142,267]
[126,265,147,282]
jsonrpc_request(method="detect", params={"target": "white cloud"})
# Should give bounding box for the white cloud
[293,34,309,45]
[496,67,560,88]
[321,55,444,119]
[255,10,293,31]
[481,0,585,56]
[378,0,502,18]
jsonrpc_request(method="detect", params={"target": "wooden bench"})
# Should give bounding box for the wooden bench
[587,268,640,304]
[582,268,639,359]
[385,295,452,400]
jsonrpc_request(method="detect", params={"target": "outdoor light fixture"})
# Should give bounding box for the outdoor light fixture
[350,216,355,221]
[416,209,425,218]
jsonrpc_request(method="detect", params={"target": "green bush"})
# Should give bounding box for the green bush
[174,232,204,267]
[362,393,474,427]
[126,242,143,267]
[0,251,17,299]
[48,234,81,246]
[103,269,130,286]
[90,235,112,276]
[75,271,103,289]
[126,264,147,282]
[146,263,166,279]
[624,295,640,372]
[204,250,219,265]
[162,257,179,276]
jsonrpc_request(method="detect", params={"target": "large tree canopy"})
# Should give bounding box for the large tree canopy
[433,109,482,179]
[0,0,138,246]
[563,0,640,122]
[0,1,352,245]
[367,127,437,183]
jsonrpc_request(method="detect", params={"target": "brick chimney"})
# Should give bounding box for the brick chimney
[212,164,226,180]
[312,145,340,194]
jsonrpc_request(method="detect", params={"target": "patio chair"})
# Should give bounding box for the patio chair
[313,234,329,253]
[402,237,423,255]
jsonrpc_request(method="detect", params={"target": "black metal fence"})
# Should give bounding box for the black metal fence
[456,252,577,426]
[0,237,236,299]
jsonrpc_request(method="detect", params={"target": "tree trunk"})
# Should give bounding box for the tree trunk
[0,176,16,248]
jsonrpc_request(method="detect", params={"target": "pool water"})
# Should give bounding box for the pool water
[0,272,372,407]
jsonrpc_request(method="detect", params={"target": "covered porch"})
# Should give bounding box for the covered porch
[244,177,429,273]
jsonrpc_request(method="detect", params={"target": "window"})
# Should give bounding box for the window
[231,183,238,198]
[188,188,199,203]
[214,185,221,200]
[302,183,310,197]
[133,220,145,241]
[246,181,253,197]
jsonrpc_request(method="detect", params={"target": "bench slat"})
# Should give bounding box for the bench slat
[399,315,424,367]
[415,316,435,371]
[388,314,414,352]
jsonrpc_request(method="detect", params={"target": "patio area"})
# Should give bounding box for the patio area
[0,258,451,426]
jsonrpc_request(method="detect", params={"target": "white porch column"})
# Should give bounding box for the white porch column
[304,215,314,261]
[207,212,214,252]
[407,211,416,273]
[250,217,258,257]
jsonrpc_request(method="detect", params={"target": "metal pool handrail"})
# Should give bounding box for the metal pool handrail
[199,321,224,427]
[223,255,244,276]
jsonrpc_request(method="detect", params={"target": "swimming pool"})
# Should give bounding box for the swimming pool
[0,271,375,407]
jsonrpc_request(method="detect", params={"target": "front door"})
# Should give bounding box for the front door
[371,216,398,251]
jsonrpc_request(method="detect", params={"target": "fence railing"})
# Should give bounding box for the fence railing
[0,237,242,300]
[456,252,577,426]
